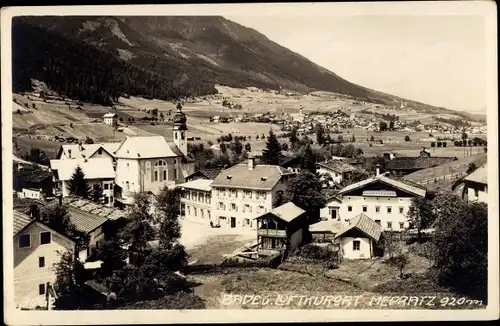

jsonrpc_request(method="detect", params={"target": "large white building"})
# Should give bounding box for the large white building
[210,158,296,229]
[178,179,212,223]
[103,112,118,126]
[49,107,196,205]
[332,172,427,232]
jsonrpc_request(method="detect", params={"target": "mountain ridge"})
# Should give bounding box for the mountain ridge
[12,16,483,122]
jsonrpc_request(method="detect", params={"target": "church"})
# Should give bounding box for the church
[49,107,196,206]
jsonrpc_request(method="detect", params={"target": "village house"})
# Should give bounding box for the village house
[14,164,54,198]
[14,211,75,309]
[185,168,223,182]
[178,179,212,224]
[317,160,356,184]
[49,158,116,206]
[254,202,309,257]
[453,164,487,204]
[334,213,382,260]
[384,148,457,177]
[335,171,427,231]
[210,157,296,229]
[103,112,118,126]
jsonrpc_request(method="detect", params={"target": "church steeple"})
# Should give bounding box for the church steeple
[173,105,188,156]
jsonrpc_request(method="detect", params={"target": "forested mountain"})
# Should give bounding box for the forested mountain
[11,16,482,121]
[12,19,217,105]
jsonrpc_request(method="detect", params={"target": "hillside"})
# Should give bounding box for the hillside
[12,16,484,121]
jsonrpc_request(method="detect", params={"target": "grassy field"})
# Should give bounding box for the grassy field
[186,241,485,310]
[14,136,62,158]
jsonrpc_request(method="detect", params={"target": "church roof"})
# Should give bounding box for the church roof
[114,136,181,159]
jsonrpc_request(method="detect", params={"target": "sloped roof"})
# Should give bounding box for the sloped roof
[269,202,306,222]
[50,158,115,181]
[337,174,426,197]
[385,157,457,170]
[13,210,32,235]
[254,202,305,223]
[103,113,117,118]
[177,179,213,192]
[465,164,487,184]
[318,160,356,173]
[212,163,293,190]
[63,197,127,221]
[310,219,342,233]
[67,206,109,233]
[335,213,382,241]
[114,136,180,159]
[59,143,120,159]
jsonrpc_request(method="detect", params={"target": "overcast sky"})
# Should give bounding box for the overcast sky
[227,15,486,113]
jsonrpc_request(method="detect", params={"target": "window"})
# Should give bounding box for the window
[375,220,381,225]
[399,222,404,229]
[104,183,109,190]
[353,240,360,251]
[198,193,203,202]
[181,132,185,140]
[375,206,380,213]
[218,202,225,210]
[208,211,211,219]
[222,189,227,196]
[474,189,479,197]
[399,207,404,214]
[39,257,45,268]
[192,192,197,201]
[362,206,367,212]
[217,189,221,196]
[110,196,114,203]
[387,207,392,214]
[348,206,353,212]
[98,148,103,155]
[146,161,152,181]
[173,159,177,165]
[245,190,252,198]
[194,208,197,217]
[245,204,251,213]
[201,210,204,218]
[387,222,392,229]
[205,194,210,204]
[231,190,237,198]
[154,160,168,181]
[187,206,191,215]
[174,168,178,180]
[40,231,51,245]
[39,284,46,295]
[231,203,237,211]
[19,234,30,248]
[244,218,250,225]
[186,192,191,200]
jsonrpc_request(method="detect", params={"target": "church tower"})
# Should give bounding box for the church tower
[173,106,188,157]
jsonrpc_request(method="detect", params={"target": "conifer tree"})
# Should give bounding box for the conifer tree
[261,130,282,165]
[68,166,90,198]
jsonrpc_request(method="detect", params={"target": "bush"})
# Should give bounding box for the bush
[294,244,332,260]
[437,142,442,147]
[404,135,411,142]
[431,142,436,147]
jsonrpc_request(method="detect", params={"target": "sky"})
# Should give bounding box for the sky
[227,15,486,113]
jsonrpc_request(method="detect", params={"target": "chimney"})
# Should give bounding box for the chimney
[376,164,380,176]
[248,156,255,170]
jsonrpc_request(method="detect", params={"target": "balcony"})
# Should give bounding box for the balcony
[257,229,287,238]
